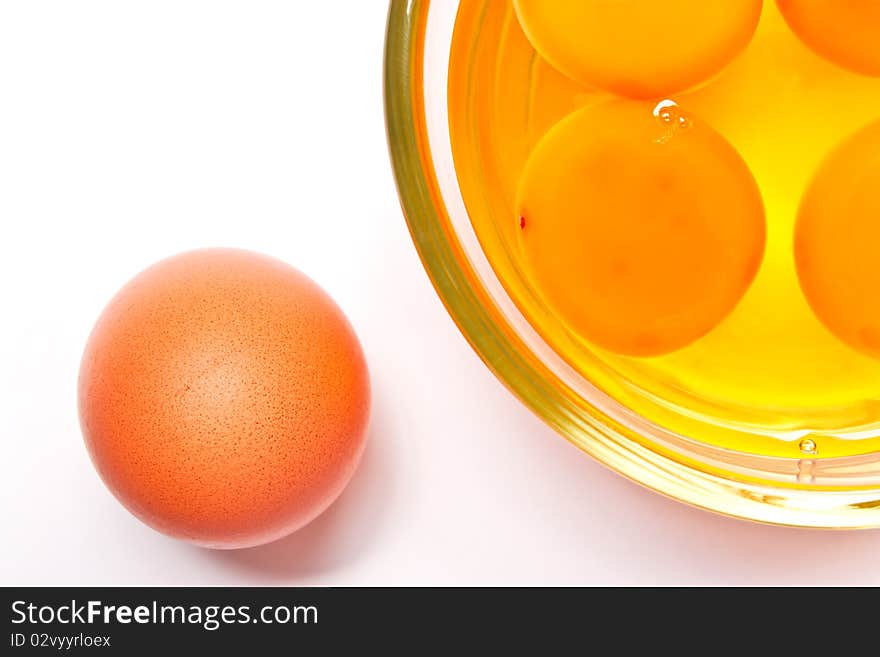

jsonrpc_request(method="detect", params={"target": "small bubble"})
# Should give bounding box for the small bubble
[798,438,818,455]
[653,99,679,122]
[652,99,691,142]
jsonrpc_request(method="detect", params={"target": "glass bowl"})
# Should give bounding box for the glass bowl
[383,0,880,528]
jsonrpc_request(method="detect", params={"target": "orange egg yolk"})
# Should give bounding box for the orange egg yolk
[515,100,766,357]
[512,0,763,99]
[778,0,880,76]
[795,120,880,358]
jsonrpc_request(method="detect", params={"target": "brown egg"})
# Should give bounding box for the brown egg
[78,249,370,549]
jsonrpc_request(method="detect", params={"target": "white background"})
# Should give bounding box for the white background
[1,1,879,586]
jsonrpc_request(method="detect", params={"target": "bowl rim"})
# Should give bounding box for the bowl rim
[382,0,880,528]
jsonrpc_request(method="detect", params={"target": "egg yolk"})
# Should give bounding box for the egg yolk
[778,0,880,76]
[512,0,763,99]
[515,100,766,357]
[795,120,880,358]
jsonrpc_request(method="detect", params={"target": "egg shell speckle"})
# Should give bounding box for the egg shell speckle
[78,248,371,549]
